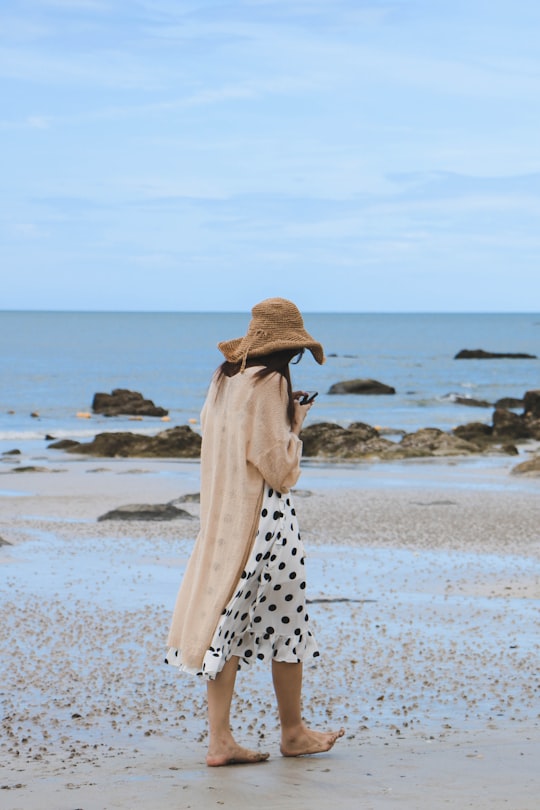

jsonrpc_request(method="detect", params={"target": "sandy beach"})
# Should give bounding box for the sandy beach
[1,450,539,809]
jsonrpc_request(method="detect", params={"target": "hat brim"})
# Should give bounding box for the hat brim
[218,333,325,365]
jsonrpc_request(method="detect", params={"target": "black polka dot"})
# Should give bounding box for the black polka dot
[289,572,297,580]
[278,562,286,570]
[261,508,268,517]
[285,594,293,602]
[266,626,275,634]
[281,616,290,624]
[245,650,253,657]
[269,604,277,612]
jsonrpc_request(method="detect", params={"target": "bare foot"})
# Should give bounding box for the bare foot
[206,741,270,767]
[280,725,345,757]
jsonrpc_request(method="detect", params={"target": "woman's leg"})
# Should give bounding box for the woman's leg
[206,655,270,766]
[272,660,345,756]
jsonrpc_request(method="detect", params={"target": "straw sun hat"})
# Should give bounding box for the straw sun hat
[218,298,325,371]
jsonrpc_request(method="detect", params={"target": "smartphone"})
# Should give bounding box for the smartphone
[300,391,318,405]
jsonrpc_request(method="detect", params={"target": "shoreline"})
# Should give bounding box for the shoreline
[1,459,539,809]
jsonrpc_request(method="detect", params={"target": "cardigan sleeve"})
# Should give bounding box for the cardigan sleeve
[245,372,302,492]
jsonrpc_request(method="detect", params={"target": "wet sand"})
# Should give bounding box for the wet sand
[1,453,539,809]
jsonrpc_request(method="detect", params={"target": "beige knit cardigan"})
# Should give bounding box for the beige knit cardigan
[167,366,303,671]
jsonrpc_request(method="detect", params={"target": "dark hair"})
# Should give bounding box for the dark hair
[215,349,304,424]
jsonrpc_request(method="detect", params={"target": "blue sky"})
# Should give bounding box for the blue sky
[2,0,539,312]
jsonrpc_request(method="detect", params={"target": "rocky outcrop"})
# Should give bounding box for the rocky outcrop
[453,422,493,446]
[300,423,487,460]
[523,390,540,419]
[328,379,396,395]
[98,503,194,521]
[49,425,201,458]
[511,454,540,476]
[454,390,540,441]
[453,396,492,408]
[92,389,168,417]
[455,349,537,360]
[300,422,394,459]
[385,428,482,459]
[495,397,524,409]
[492,408,531,440]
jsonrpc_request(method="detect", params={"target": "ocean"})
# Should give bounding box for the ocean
[1,311,539,453]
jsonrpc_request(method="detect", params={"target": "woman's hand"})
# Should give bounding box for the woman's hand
[291,391,314,436]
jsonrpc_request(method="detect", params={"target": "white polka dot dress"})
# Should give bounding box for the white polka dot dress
[165,485,320,680]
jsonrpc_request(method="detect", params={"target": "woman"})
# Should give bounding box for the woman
[166,297,344,766]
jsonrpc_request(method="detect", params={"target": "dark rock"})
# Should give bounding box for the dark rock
[494,397,524,409]
[455,349,537,359]
[13,466,64,473]
[98,503,194,521]
[453,396,492,408]
[300,422,393,459]
[48,439,81,450]
[348,422,380,441]
[0,536,12,546]
[92,389,168,417]
[492,408,531,440]
[453,422,493,444]
[54,425,202,458]
[328,379,396,395]
[173,493,201,503]
[501,444,519,455]
[511,454,540,476]
[2,449,21,455]
[388,428,481,458]
[523,390,540,419]
[30,411,40,418]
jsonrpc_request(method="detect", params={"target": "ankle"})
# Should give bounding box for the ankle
[280,721,306,741]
